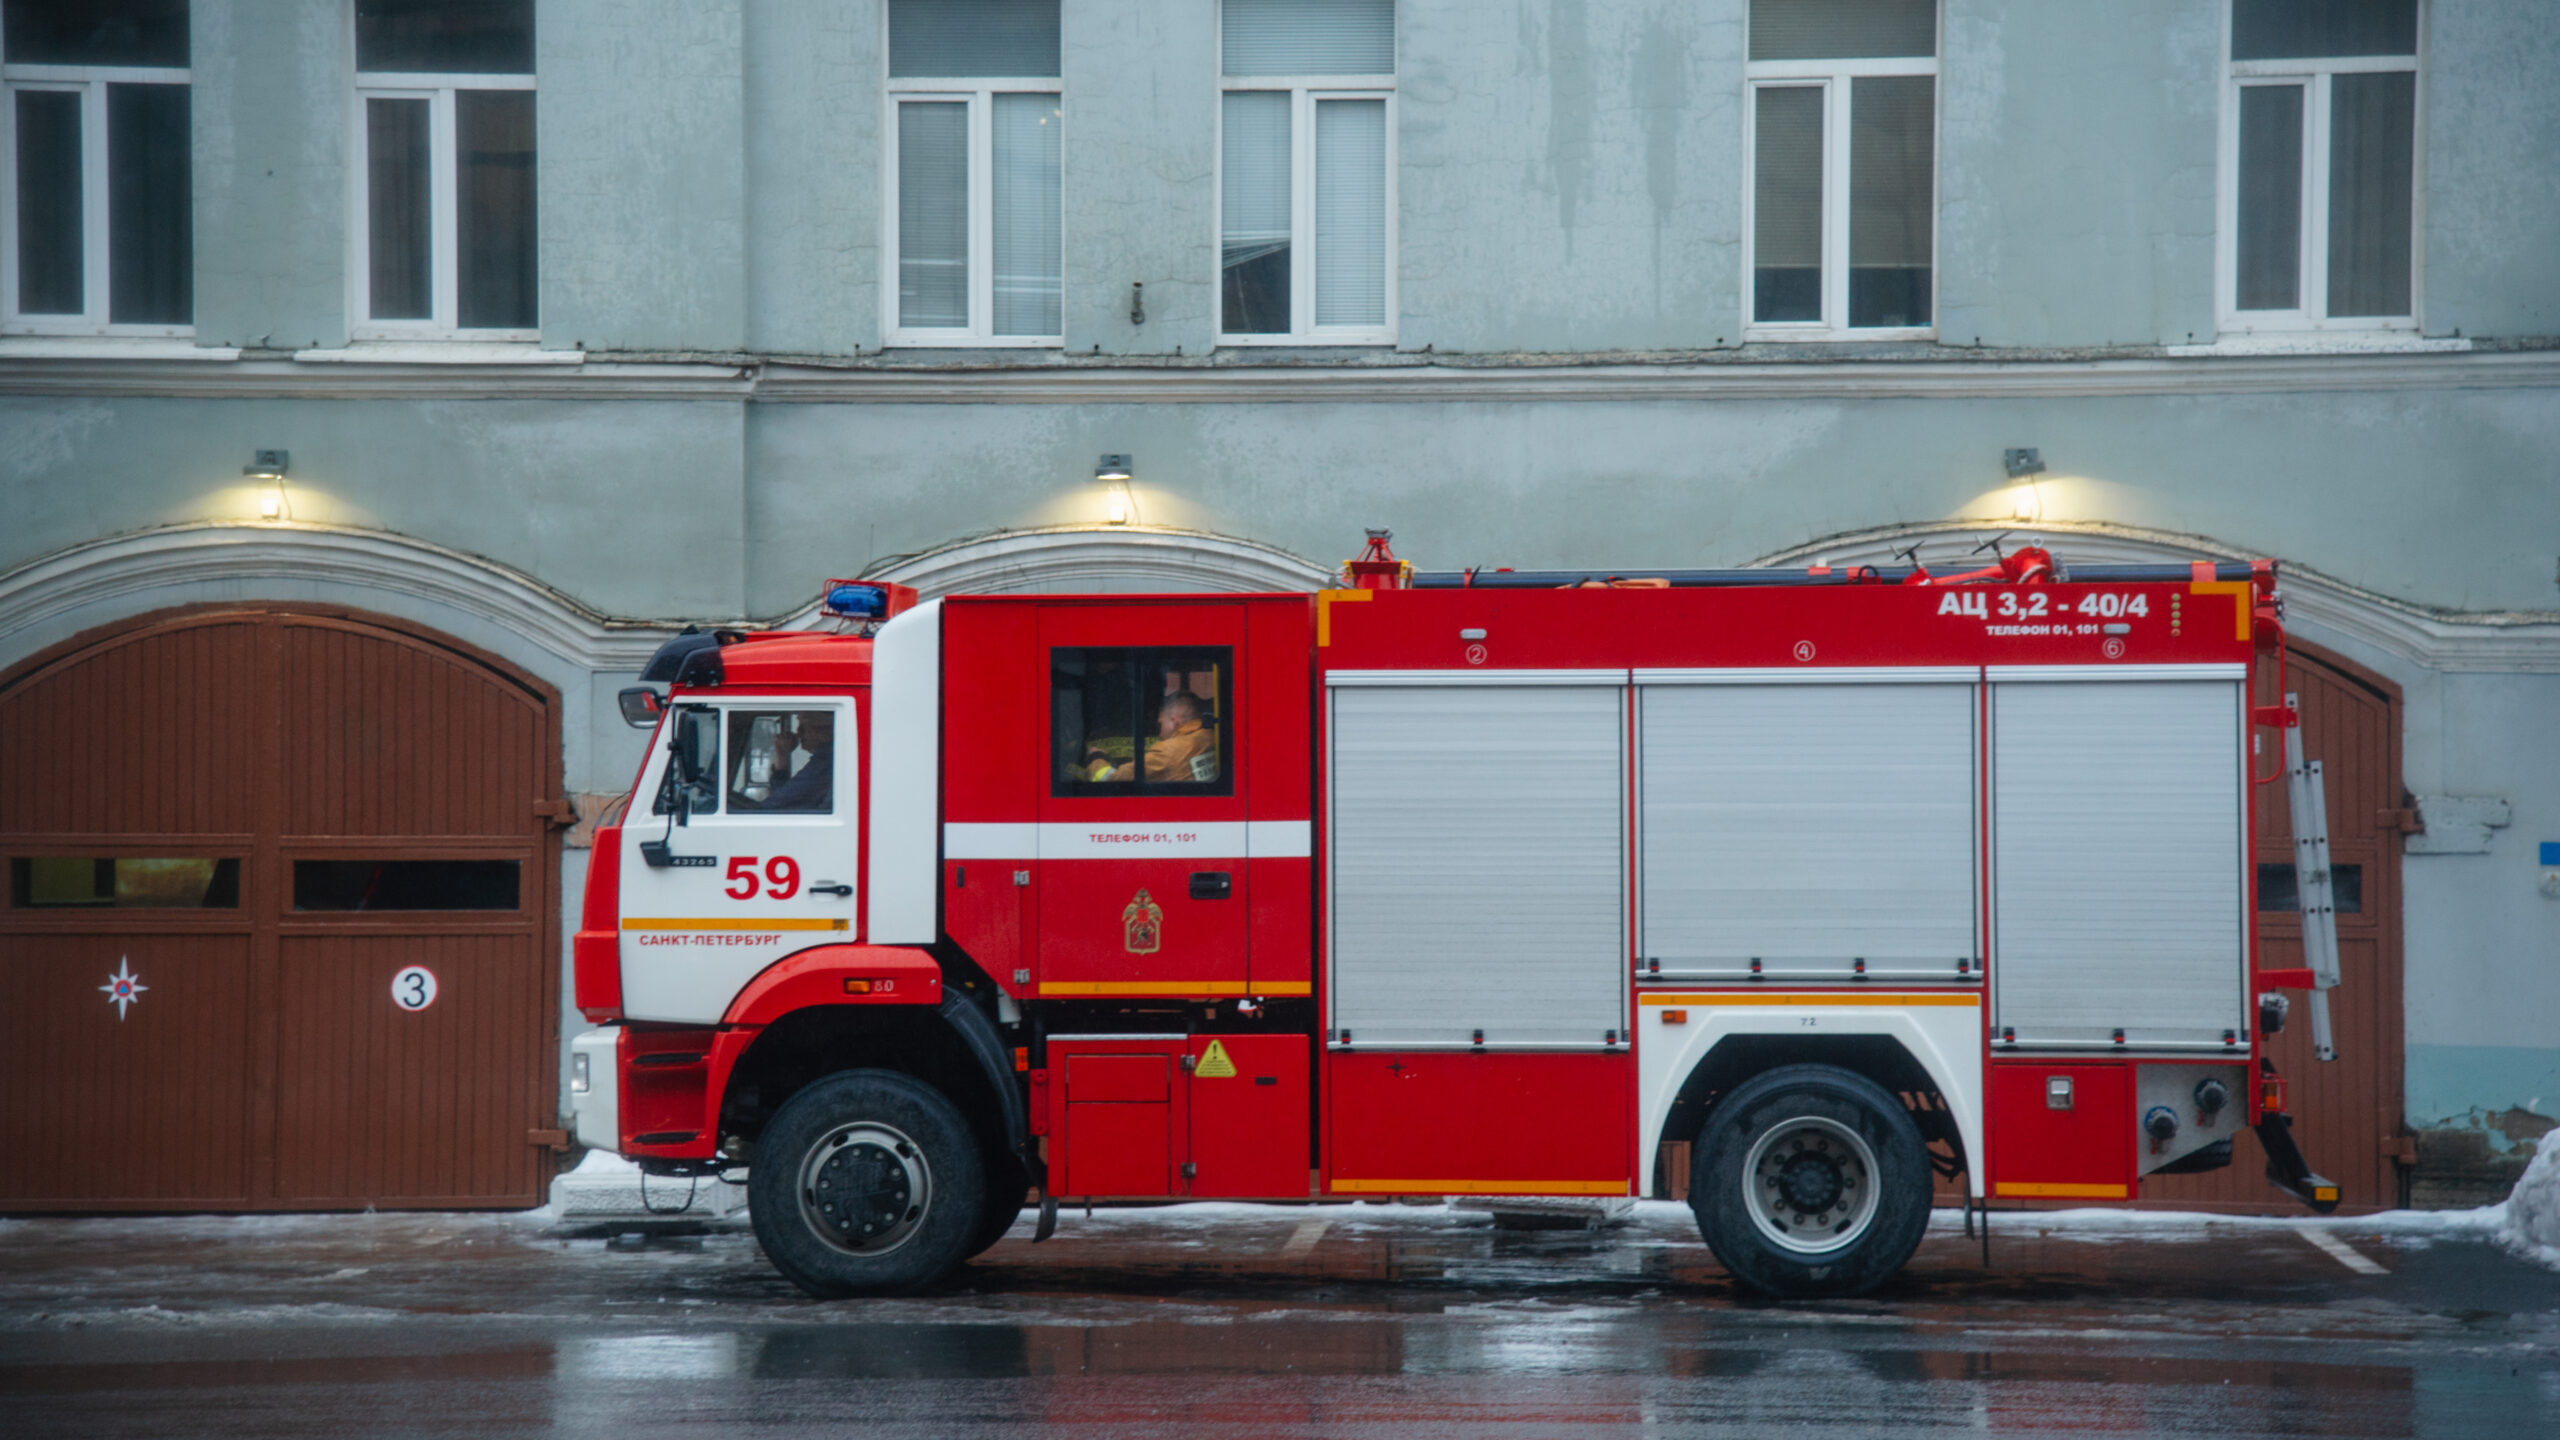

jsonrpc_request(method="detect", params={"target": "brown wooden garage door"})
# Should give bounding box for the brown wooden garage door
[0,606,562,1210]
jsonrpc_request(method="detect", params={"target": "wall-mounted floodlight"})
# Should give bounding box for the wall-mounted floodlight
[245,449,289,518]
[2002,448,2046,522]
[1096,454,1134,525]
[2002,448,2046,480]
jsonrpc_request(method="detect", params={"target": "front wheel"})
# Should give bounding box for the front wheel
[1689,1064,1931,1298]
[749,1069,985,1298]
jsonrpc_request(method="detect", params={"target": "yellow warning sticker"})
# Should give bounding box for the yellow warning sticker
[1195,1039,1238,1078]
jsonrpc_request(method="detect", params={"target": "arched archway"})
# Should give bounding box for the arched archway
[861,525,1333,601]
[0,603,564,1210]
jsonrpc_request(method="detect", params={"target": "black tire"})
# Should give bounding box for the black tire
[1689,1063,1931,1299]
[964,1155,1028,1259]
[749,1069,986,1298]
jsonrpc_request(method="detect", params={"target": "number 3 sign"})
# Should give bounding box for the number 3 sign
[390,966,439,1012]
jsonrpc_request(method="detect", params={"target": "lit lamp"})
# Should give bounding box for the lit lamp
[245,449,289,519]
[2002,447,2045,522]
[1096,453,1133,525]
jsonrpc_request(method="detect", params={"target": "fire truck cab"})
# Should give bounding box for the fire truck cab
[570,539,2337,1300]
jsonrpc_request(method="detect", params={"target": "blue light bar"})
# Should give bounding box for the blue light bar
[824,582,890,619]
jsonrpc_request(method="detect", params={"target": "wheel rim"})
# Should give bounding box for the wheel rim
[1742,1115,1881,1255]
[796,1121,933,1257]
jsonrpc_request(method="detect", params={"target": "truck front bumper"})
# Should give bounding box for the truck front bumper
[568,1026,622,1153]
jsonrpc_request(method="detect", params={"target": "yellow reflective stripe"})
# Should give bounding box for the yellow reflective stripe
[1316,587,1372,647]
[1039,981,1251,996]
[2187,579,2256,641]
[1331,1178,1630,1196]
[622,917,849,931]
[1638,992,1979,1006]
[1994,1181,2128,1198]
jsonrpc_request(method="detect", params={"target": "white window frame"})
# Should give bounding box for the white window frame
[880,78,1064,349]
[2214,2,2422,335]
[347,13,538,343]
[1740,48,1939,343]
[1,61,193,337]
[1213,72,1397,348]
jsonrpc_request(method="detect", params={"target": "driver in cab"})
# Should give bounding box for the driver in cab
[1085,692,1217,785]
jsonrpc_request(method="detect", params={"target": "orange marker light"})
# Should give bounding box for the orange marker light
[1660,1009,1689,1025]
[843,978,873,994]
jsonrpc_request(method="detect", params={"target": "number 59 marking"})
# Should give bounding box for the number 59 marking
[724,855,801,900]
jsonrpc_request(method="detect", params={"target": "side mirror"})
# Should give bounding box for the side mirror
[664,707,719,825]
[618,685,667,728]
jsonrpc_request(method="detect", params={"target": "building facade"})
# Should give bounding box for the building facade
[1,0,2554,1211]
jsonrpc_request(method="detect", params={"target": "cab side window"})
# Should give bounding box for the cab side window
[726,709,837,813]
[652,707,721,815]
[1051,647,1232,796]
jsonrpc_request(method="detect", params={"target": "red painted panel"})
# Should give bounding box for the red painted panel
[1064,1101,1171,1197]
[1317,583,2255,675]
[575,823,623,1021]
[1067,1053,1170,1104]
[943,859,1026,992]
[940,601,1040,824]
[1989,1061,2133,1198]
[1246,856,1312,994]
[1189,1034,1310,1198]
[620,1026,718,1155]
[718,944,941,1027]
[1323,1051,1632,1194]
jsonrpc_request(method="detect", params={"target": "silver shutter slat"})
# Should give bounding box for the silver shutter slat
[1639,682,1976,978]
[1991,680,2248,1046]
[1328,684,1625,1047]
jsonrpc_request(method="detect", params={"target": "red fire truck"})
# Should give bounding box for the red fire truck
[568,534,2340,1299]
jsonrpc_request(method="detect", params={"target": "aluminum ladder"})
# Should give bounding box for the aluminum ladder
[2282,692,2342,1062]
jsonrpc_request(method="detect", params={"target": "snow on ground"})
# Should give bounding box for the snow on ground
[2502,1140,2560,1267]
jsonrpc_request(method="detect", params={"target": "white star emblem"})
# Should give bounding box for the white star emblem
[100,958,147,1020]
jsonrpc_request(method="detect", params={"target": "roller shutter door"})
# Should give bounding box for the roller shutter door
[1989,669,2249,1049]
[1637,671,1977,981]
[1327,676,1624,1048]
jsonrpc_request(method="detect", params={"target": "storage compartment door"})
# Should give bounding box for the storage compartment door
[1990,673,2248,1048]
[1327,679,1626,1049]
[1637,674,1977,981]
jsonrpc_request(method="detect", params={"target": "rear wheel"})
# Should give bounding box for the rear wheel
[749,1069,985,1298]
[1689,1064,1931,1298]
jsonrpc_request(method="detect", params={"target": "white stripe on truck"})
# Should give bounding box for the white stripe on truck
[943,820,1310,859]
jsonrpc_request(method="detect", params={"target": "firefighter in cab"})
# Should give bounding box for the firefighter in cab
[1084,691,1218,784]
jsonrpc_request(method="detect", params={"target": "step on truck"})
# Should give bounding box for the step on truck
[568,533,2342,1299]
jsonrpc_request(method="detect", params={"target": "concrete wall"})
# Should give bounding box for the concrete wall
[2422,2,2560,340]
[191,0,350,351]
[746,0,884,355]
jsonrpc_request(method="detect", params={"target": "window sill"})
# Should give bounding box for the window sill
[2171,332,2464,357]
[1217,333,1396,348]
[1743,327,1935,344]
[292,343,585,365]
[881,335,1065,350]
[0,337,234,360]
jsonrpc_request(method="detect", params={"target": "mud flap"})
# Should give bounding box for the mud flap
[2255,1113,2341,1213]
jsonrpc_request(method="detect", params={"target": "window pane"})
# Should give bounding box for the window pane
[365,97,432,320]
[107,82,189,325]
[2231,0,2415,61]
[12,87,81,315]
[1753,85,1822,323]
[888,0,1060,78]
[1849,75,1931,328]
[652,709,722,816]
[1221,91,1291,334]
[1313,97,1384,328]
[457,89,536,329]
[1052,648,1233,796]
[1749,0,1934,61]
[12,857,239,908]
[2235,84,2304,311]
[897,101,969,329]
[1222,0,1395,77]
[2255,860,2362,914]
[2327,70,2414,319]
[292,860,520,911]
[355,0,534,74]
[726,710,837,814]
[3,0,186,67]
[991,92,1061,337]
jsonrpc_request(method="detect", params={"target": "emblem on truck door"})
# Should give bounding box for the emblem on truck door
[1122,889,1164,955]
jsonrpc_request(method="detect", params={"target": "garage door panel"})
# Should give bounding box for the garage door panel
[0,620,261,837]
[273,930,546,1205]
[0,933,253,1206]
[281,621,546,840]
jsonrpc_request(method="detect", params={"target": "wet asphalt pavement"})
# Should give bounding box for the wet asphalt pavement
[2,1200,2554,1439]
